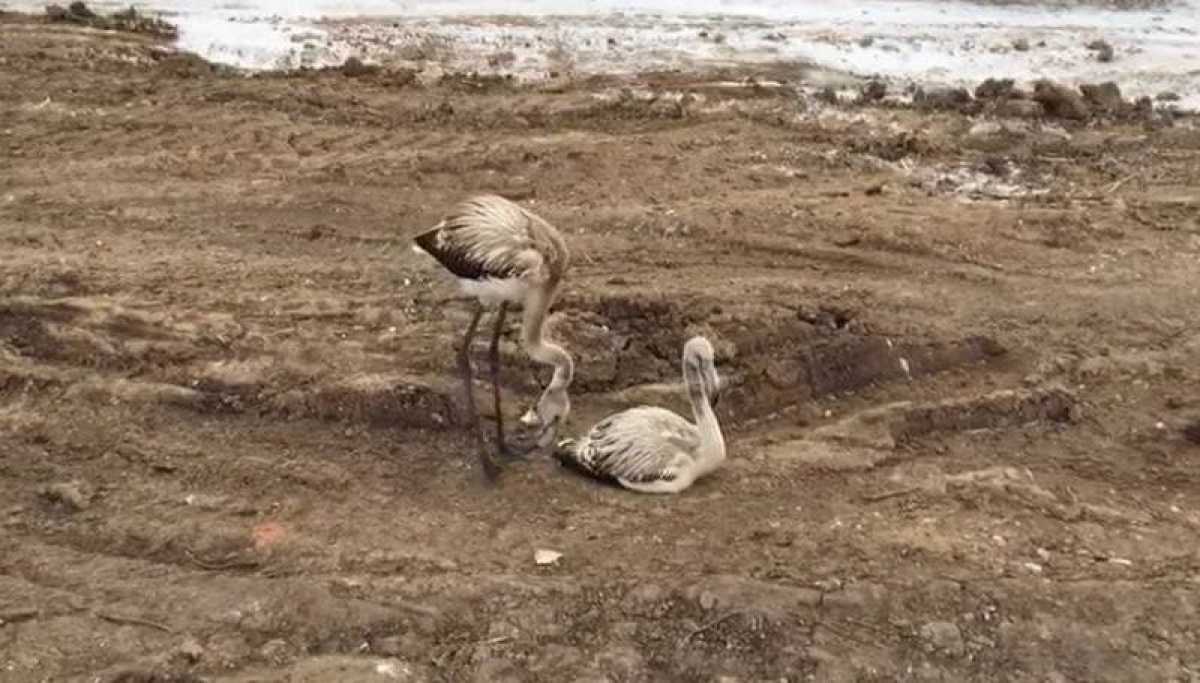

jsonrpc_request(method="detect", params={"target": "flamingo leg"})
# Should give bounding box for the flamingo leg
[487,303,539,459]
[488,302,517,458]
[458,303,500,481]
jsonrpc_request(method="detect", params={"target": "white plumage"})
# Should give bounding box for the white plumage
[412,194,573,480]
[555,336,726,494]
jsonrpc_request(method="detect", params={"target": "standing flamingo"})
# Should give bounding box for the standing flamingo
[554,336,726,494]
[412,194,573,480]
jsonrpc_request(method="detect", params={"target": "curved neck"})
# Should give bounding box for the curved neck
[685,365,726,464]
[522,284,574,391]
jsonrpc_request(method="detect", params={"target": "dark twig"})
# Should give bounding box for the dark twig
[679,610,746,646]
[860,487,920,503]
[0,608,40,625]
[96,611,172,633]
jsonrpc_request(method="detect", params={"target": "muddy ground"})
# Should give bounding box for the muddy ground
[2,11,1200,683]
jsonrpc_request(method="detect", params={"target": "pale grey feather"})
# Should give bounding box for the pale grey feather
[424,194,566,286]
[569,406,700,484]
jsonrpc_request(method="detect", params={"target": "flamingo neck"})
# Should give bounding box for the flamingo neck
[686,365,726,467]
[521,285,574,390]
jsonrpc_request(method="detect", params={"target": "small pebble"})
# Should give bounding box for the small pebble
[41,482,91,512]
[177,636,204,663]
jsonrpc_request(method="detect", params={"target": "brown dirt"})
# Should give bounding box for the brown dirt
[3,12,1200,683]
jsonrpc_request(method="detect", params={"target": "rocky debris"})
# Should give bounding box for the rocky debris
[1033,80,1091,120]
[1086,38,1115,62]
[860,80,887,103]
[339,56,379,78]
[1012,37,1031,51]
[979,155,1012,177]
[1156,91,1181,102]
[975,78,1022,100]
[858,36,875,48]
[996,99,1045,118]
[920,621,965,657]
[45,2,177,38]
[1079,81,1127,115]
[763,32,787,43]
[259,638,294,664]
[683,575,820,616]
[40,481,93,512]
[914,86,973,112]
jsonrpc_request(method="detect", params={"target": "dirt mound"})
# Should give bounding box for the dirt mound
[45,2,177,38]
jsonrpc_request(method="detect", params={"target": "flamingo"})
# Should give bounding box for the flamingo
[554,336,725,494]
[412,194,573,480]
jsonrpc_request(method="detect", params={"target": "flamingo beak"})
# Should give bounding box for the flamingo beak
[709,372,725,408]
[519,407,540,427]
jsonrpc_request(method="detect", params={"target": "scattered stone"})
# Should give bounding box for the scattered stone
[40,481,92,512]
[606,37,618,47]
[1133,95,1155,117]
[183,493,228,511]
[339,56,378,77]
[980,155,1010,177]
[920,621,965,656]
[1156,91,1181,102]
[814,577,843,592]
[975,77,1019,100]
[177,636,204,664]
[46,1,176,37]
[860,80,887,102]
[534,549,562,566]
[1012,37,1031,51]
[816,86,840,105]
[1079,81,1126,114]
[1086,38,1115,62]
[914,86,973,111]
[996,99,1044,118]
[763,32,787,43]
[1033,80,1091,120]
[858,36,875,48]
[968,121,1004,138]
[67,1,95,18]
[259,639,293,663]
